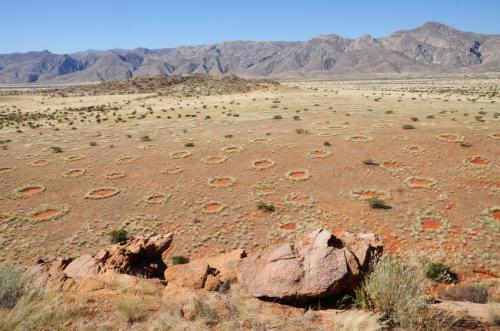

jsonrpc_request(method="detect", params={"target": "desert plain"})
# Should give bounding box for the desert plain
[0,74,498,281]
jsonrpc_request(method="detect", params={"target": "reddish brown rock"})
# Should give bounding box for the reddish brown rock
[165,249,247,291]
[242,229,383,300]
[64,254,100,279]
[98,232,174,278]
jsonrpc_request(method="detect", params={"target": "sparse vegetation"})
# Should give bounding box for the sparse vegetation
[363,159,379,166]
[0,264,25,309]
[402,124,415,129]
[441,284,491,303]
[109,229,128,244]
[424,262,457,283]
[172,256,190,265]
[367,198,391,209]
[356,255,449,330]
[256,202,276,212]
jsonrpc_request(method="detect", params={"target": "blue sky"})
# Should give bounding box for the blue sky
[2,0,499,54]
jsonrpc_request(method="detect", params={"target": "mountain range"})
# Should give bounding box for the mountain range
[1,22,499,84]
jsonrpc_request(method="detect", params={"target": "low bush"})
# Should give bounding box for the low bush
[171,256,190,265]
[256,202,275,212]
[424,262,457,283]
[356,255,448,330]
[109,229,128,244]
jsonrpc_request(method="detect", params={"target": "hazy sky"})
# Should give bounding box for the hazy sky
[2,0,499,53]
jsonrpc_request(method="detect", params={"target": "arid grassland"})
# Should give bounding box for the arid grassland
[0,75,498,330]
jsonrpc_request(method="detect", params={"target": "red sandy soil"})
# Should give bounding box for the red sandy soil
[32,210,60,222]
[421,218,442,230]
[20,186,43,196]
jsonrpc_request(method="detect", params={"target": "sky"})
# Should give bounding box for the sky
[1,0,500,54]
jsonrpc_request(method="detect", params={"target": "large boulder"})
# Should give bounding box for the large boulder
[242,229,382,300]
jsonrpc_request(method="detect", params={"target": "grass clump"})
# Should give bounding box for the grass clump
[0,264,25,309]
[356,255,448,330]
[171,256,190,265]
[424,262,457,283]
[441,284,490,303]
[117,295,146,323]
[140,135,152,142]
[109,229,128,244]
[256,202,276,212]
[402,124,416,130]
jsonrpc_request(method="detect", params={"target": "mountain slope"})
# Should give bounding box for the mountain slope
[0,22,498,84]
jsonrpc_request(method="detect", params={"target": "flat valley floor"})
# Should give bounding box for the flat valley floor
[0,77,499,281]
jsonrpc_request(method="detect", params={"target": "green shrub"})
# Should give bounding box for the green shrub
[109,229,128,244]
[256,202,275,212]
[425,262,456,283]
[0,264,25,308]
[356,255,447,330]
[363,159,379,166]
[367,198,391,210]
[171,256,190,265]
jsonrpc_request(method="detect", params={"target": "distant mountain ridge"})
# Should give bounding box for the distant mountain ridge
[1,22,499,84]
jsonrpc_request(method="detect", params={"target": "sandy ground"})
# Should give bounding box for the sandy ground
[0,77,498,282]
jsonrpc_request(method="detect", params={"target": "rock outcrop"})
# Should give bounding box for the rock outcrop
[242,229,382,300]
[165,249,246,291]
[28,232,174,286]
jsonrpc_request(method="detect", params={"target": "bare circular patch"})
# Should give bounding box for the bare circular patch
[163,166,184,174]
[0,166,16,174]
[63,169,86,178]
[250,138,272,143]
[26,204,69,224]
[137,144,156,150]
[482,207,500,223]
[10,184,46,199]
[202,155,228,164]
[142,194,170,204]
[250,184,275,199]
[85,187,121,200]
[468,156,489,166]
[421,218,442,230]
[64,155,86,162]
[105,171,126,180]
[280,223,297,231]
[306,149,331,159]
[170,151,192,159]
[203,202,225,214]
[404,177,437,189]
[283,193,313,206]
[285,169,311,181]
[345,135,373,142]
[253,159,275,170]
[28,159,50,167]
[351,189,389,201]
[116,155,141,164]
[489,133,500,140]
[437,134,464,143]
[403,145,424,154]
[208,176,236,188]
[380,161,407,173]
[222,145,244,154]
